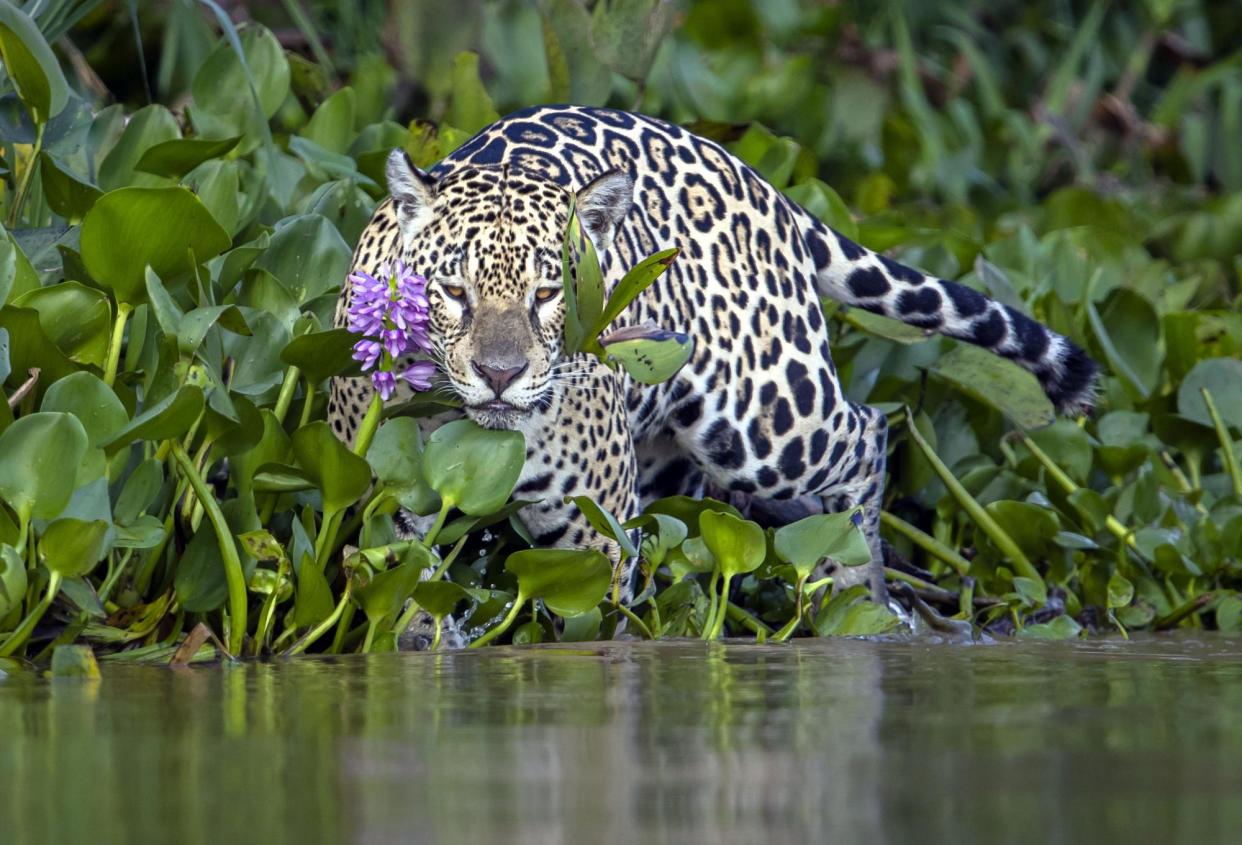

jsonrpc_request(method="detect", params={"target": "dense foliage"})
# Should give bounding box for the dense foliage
[1,0,1240,663]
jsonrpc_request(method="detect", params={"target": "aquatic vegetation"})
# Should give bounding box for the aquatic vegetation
[0,2,1240,662]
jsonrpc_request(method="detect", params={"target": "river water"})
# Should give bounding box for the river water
[2,637,1241,844]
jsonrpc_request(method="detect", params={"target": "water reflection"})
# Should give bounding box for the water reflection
[2,637,1241,844]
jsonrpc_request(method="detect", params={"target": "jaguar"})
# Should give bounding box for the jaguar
[328,105,1098,599]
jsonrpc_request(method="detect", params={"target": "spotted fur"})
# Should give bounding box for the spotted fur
[329,105,1099,597]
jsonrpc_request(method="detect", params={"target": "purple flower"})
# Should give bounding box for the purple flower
[372,370,398,401]
[344,261,435,397]
[400,361,437,392]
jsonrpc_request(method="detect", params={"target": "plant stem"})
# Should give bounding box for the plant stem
[907,415,1042,588]
[702,571,721,640]
[880,511,972,576]
[422,502,450,547]
[352,392,384,456]
[252,556,289,655]
[773,574,808,642]
[171,442,247,655]
[272,365,300,425]
[1201,388,1242,498]
[329,601,356,654]
[6,123,45,228]
[0,571,62,657]
[285,586,352,656]
[469,593,526,648]
[614,603,654,639]
[103,303,133,388]
[725,601,772,639]
[299,376,316,427]
[708,574,734,639]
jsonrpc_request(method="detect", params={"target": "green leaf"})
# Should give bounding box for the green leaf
[506,548,611,617]
[191,23,290,152]
[567,495,638,558]
[280,328,361,384]
[699,511,766,579]
[49,644,100,679]
[98,104,181,190]
[103,385,204,452]
[113,515,166,550]
[252,214,351,303]
[773,509,870,578]
[293,553,334,627]
[1018,614,1083,640]
[412,580,472,619]
[177,304,251,355]
[1107,573,1135,609]
[0,412,88,522]
[815,585,903,636]
[0,1,69,123]
[1089,288,1162,399]
[303,87,356,154]
[601,326,694,385]
[355,544,434,623]
[0,543,26,618]
[134,136,242,179]
[561,203,604,353]
[12,282,112,368]
[1,229,39,306]
[0,307,79,393]
[1179,358,1242,430]
[984,501,1061,558]
[80,187,231,306]
[592,248,679,338]
[589,0,676,82]
[291,422,372,515]
[367,418,440,516]
[447,52,499,134]
[931,344,1055,429]
[1216,594,1242,632]
[422,419,525,516]
[39,152,101,220]
[38,518,109,578]
[40,372,128,448]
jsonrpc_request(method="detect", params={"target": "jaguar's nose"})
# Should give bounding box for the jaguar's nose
[471,360,529,396]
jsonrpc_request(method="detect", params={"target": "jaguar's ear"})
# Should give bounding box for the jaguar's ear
[574,168,633,252]
[387,149,438,245]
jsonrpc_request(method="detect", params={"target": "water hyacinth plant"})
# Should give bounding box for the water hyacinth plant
[0,3,1239,666]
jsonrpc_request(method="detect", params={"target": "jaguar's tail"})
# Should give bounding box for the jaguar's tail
[805,222,1098,416]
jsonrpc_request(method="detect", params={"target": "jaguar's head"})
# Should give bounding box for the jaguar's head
[385,151,632,430]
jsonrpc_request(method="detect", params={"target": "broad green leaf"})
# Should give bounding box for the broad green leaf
[1,230,39,305]
[538,0,612,104]
[625,512,688,566]
[80,187,231,305]
[589,0,676,81]
[291,422,372,515]
[303,87,356,154]
[931,344,1055,429]
[182,159,242,235]
[784,178,859,240]
[113,515,166,550]
[191,23,290,152]
[39,152,101,220]
[563,205,604,350]
[773,508,870,577]
[1217,595,1242,632]
[699,510,766,578]
[601,327,694,385]
[98,104,181,190]
[0,412,88,521]
[815,585,903,636]
[412,580,473,619]
[505,548,611,617]
[0,1,69,123]
[230,410,290,498]
[177,304,251,355]
[984,501,1060,557]
[49,645,100,679]
[0,307,79,394]
[1179,358,1242,430]
[134,136,242,179]
[104,385,204,452]
[1018,614,1083,640]
[40,372,128,448]
[355,543,434,622]
[422,420,525,516]
[367,418,440,516]
[12,282,111,368]
[0,544,26,618]
[642,496,741,536]
[252,214,351,303]
[1107,573,1135,609]
[567,495,638,558]
[280,328,361,384]
[1090,288,1162,399]
[38,518,109,578]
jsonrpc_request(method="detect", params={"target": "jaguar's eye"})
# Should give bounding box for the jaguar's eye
[534,287,560,303]
[442,284,467,301]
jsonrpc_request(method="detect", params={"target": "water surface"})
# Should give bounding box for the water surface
[3,637,1241,844]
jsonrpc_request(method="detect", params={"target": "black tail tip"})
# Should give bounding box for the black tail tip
[1045,343,1100,416]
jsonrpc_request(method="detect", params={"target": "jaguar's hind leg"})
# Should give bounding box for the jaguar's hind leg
[819,406,889,603]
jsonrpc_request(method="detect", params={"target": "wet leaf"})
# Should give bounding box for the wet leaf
[506,548,611,617]
[773,508,870,577]
[367,418,440,516]
[699,511,766,579]
[40,372,127,448]
[291,422,372,515]
[0,412,88,522]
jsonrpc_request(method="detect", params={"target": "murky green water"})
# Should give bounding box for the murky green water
[2,637,1241,844]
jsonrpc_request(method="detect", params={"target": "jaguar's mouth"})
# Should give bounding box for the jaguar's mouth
[466,399,531,429]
